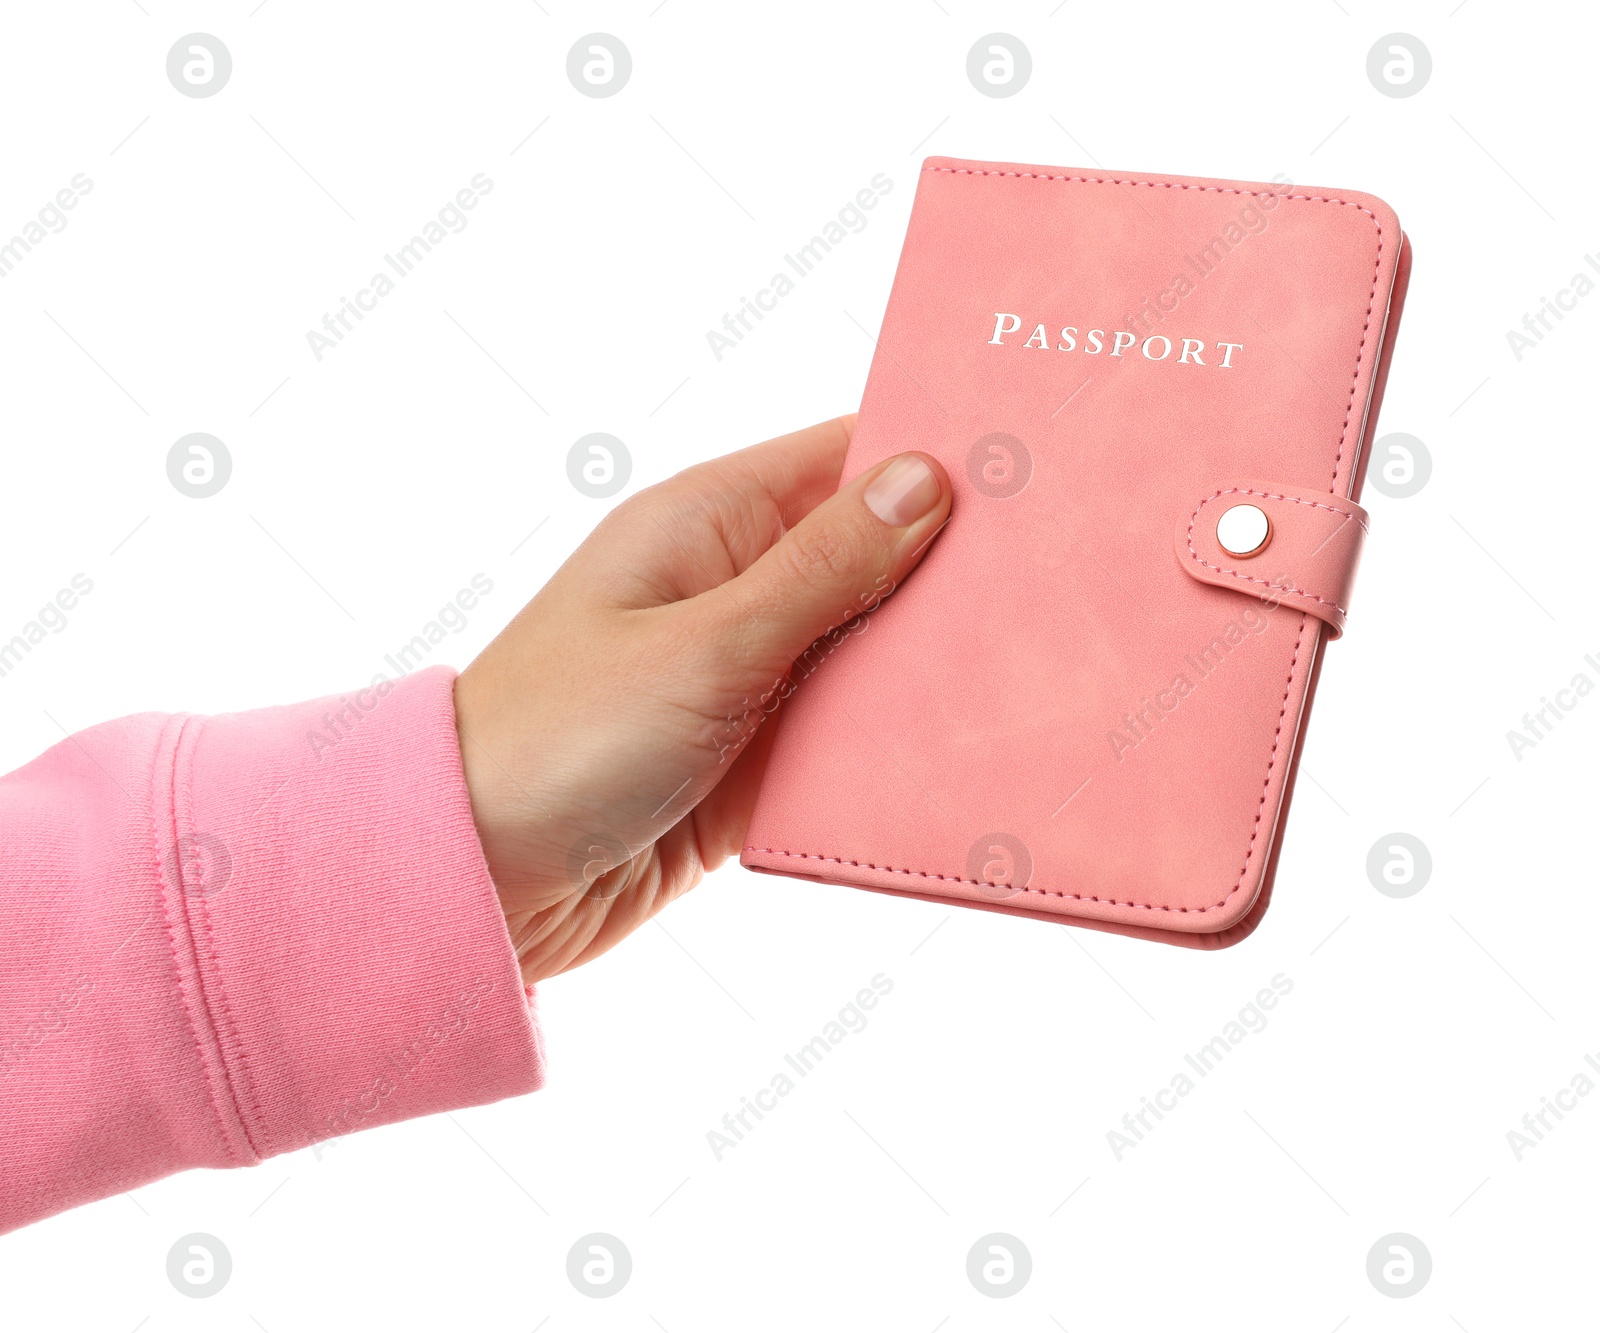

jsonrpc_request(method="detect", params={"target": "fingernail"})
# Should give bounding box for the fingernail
[864,454,940,526]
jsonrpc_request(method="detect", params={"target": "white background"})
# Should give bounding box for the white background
[1,1,1595,1328]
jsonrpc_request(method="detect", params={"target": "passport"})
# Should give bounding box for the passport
[742,156,1410,947]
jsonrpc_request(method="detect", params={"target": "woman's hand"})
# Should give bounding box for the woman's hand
[452,417,952,984]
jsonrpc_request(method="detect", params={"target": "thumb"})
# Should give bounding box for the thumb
[698,450,952,680]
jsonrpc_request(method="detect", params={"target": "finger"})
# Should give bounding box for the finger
[681,413,857,545]
[683,450,952,682]
[554,416,858,606]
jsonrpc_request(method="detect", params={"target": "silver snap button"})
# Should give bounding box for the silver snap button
[1216,503,1271,557]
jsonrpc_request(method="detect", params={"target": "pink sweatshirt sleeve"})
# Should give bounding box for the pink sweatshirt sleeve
[0,664,543,1234]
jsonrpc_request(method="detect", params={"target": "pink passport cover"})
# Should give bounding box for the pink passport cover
[742,156,1410,947]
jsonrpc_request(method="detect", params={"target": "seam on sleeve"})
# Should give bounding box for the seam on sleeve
[151,713,260,1167]
[176,713,269,1160]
